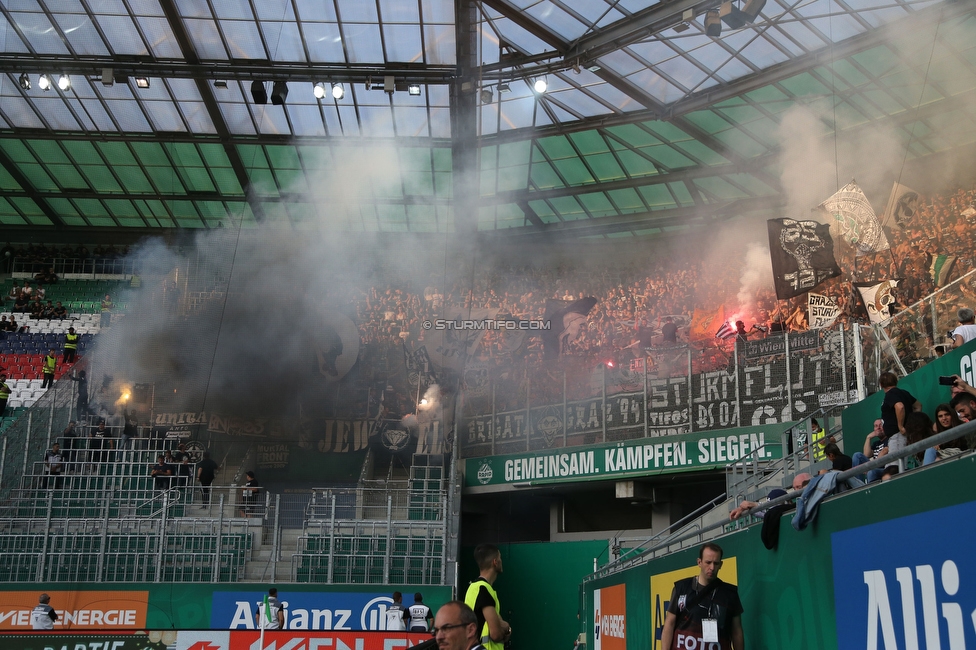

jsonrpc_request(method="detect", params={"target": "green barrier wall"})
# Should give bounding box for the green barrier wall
[582,453,976,650]
[842,338,976,437]
[461,540,608,650]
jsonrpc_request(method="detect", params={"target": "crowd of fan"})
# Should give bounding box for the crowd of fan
[345,180,976,373]
[2,280,70,323]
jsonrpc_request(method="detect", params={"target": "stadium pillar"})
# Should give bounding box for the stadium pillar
[451,0,479,238]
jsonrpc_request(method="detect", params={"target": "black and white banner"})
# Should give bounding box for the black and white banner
[767,218,841,300]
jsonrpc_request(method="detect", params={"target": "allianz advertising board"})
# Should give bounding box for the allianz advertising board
[211,592,403,631]
[832,500,976,649]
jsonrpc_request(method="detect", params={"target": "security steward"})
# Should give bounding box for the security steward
[660,542,744,650]
[463,544,511,650]
[63,327,79,364]
[41,349,57,389]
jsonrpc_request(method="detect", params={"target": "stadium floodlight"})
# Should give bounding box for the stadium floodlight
[58,74,71,91]
[313,82,328,99]
[331,83,344,100]
[407,84,421,96]
[19,73,30,90]
[134,76,150,88]
[38,74,52,91]
[480,88,493,104]
[533,77,548,93]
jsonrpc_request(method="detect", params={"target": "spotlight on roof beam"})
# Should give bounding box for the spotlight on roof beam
[57,74,71,91]
[673,22,690,32]
[723,0,767,27]
[213,80,228,89]
[331,83,344,100]
[407,84,421,96]
[134,76,150,88]
[251,80,268,104]
[271,80,288,105]
[19,73,30,90]
[533,77,547,93]
[38,74,52,91]
[705,9,722,37]
[480,88,493,104]
[313,82,328,99]
[498,82,510,93]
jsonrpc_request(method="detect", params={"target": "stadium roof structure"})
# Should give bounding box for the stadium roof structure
[0,0,974,239]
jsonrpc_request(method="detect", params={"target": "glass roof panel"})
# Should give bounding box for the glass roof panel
[260,22,306,61]
[336,0,379,23]
[185,19,227,59]
[136,16,185,58]
[383,24,423,62]
[54,14,110,56]
[343,23,385,62]
[8,11,71,54]
[301,22,346,62]
[524,2,587,40]
[220,20,267,58]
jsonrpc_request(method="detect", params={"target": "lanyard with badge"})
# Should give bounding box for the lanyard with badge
[696,584,720,644]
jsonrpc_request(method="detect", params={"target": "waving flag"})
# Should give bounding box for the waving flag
[928,254,956,287]
[819,181,889,255]
[855,280,899,324]
[715,321,736,340]
[880,182,920,230]
[767,218,841,300]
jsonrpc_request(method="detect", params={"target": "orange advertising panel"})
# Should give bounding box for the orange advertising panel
[0,591,149,630]
[593,583,626,650]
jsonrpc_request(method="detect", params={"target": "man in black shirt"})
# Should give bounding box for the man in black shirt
[661,542,744,650]
[196,452,219,506]
[879,372,920,437]
[660,316,678,344]
[823,443,852,472]
[151,455,173,490]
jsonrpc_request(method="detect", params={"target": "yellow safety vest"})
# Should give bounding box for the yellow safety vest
[811,427,827,461]
[44,355,56,374]
[464,579,504,650]
[101,300,113,312]
[65,333,79,350]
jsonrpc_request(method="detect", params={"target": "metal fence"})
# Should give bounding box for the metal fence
[0,491,251,583]
[11,257,140,277]
[292,485,447,585]
[460,324,862,457]
[865,269,976,376]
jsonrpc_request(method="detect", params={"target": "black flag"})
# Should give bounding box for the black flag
[542,297,598,360]
[767,218,841,300]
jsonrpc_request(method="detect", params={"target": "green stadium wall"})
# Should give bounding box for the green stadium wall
[582,453,976,650]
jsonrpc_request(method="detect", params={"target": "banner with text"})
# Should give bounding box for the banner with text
[464,424,784,488]
[462,330,846,457]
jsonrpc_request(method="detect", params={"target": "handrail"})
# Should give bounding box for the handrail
[583,419,976,583]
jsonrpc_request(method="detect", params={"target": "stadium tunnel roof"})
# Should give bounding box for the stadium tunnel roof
[0,0,974,239]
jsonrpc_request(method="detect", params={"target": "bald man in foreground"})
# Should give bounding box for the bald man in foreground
[432,601,484,650]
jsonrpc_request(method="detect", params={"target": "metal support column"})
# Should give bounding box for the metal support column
[328,495,336,583]
[734,343,742,427]
[687,349,694,432]
[785,333,793,422]
[23,412,33,477]
[213,494,225,582]
[37,490,53,581]
[383,495,393,583]
[155,492,168,582]
[271,493,281,581]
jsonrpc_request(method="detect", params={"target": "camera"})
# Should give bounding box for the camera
[939,375,957,386]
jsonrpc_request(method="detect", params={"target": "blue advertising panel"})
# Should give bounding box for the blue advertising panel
[211,592,403,631]
[832,500,976,650]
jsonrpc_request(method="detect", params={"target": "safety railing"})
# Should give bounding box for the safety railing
[0,491,252,583]
[292,485,447,585]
